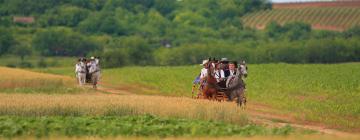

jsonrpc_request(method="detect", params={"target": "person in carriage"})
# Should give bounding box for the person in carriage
[192,59,209,98]
[216,58,229,89]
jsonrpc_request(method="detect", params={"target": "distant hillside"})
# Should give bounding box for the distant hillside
[242,1,360,31]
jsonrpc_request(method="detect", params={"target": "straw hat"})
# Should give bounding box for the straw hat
[200,60,209,65]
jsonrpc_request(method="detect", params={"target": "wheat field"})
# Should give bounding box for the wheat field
[0,67,81,93]
[0,93,248,125]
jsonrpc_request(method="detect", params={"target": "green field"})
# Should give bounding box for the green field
[0,63,360,136]
[0,67,304,138]
[32,63,360,131]
[241,7,360,30]
[97,63,360,131]
[0,115,296,138]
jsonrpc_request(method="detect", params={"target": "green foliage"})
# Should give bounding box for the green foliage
[102,49,129,68]
[18,61,33,68]
[0,28,15,55]
[0,56,76,68]
[37,57,47,68]
[154,0,177,16]
[10,44,32,61]
[32,27,101,56]
[265,21,311,41]
[343,26,360,38]
[1,0,360,65]
[0,115,294,138]
[67,0,107,10]
[78,11,129,35]
[40,6,90,27]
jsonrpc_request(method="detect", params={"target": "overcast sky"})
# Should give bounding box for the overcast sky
[270,0,336,3]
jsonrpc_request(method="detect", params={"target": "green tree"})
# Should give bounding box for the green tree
[343,26,360,38]
[1,0,60,15]
[79,11,128,35]
[41,6,90,27]
[154,0,177,16]
[265,21,283,39]
[0,28,15,55]
[283,22,311,41]
[32,27,101,56]
[11,44,32,61]
[102,48,129,68]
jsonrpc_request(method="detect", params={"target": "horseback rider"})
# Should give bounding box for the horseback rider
[75,57,87,85]
[88,56,101,89]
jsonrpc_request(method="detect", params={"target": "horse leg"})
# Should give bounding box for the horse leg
[242,95,247,109]
[240,89,246,109]
[237,94,242,107]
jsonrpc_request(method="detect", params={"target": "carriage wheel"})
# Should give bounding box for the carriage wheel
[215,92,228,102]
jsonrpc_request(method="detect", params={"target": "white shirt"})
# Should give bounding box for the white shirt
[200,68,208,79]
[214,69,225,82]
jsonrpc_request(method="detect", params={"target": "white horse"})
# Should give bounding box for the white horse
[88,60,101,89]
[75,61,87,85]
[225,61,248,107]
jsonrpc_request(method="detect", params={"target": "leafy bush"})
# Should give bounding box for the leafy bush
[18,61,33,68]
[37,58,47,68]
[5,63,16,68]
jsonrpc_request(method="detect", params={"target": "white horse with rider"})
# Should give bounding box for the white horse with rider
[88,56,101,89]
[75,58,87,86]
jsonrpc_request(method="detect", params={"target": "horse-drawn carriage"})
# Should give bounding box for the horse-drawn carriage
[191,58,248,107]
[76,57,101,89]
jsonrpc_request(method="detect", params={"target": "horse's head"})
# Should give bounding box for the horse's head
[206,58,219,79]
[237,60,248,78]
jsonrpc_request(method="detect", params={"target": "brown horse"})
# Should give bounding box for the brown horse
[202,59,221,100]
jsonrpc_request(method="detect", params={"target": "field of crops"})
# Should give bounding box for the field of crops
[35,63,360,131]
[1,64,360,138]
[0,67,82,93]
[92,63,360,132]
[241,7,360,31]
[0,115,293,138]
[0,67,309,138]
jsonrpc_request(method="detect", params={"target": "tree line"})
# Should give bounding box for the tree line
[0,0,359,67]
